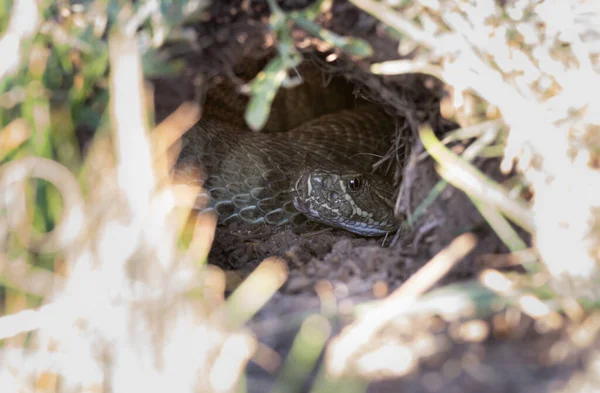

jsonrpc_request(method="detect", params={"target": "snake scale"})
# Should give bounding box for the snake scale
[174,73,400,236]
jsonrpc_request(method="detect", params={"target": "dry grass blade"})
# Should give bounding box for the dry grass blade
[0,157,84,254]
[0,119,30,160]
[441,120,505,145]
[0,0,40,80]
[478,249,539,269]
[0,302,63,340]
[371,59,443,78]
[152,101,202,173]
[350,0,438,47]
[325,233,477,377]
[108,30,155,220]
[221,257,288,328]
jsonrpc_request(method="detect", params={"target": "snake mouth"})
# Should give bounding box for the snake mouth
[347,226,394,237]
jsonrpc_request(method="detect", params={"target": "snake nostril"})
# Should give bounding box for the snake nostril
[330,191,339,199]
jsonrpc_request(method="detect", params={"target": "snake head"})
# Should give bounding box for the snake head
[291,158,399,237]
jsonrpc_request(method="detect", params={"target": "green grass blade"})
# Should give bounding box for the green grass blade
[245,56,289,131]
[419,124,534,233]
[270,314,331,393]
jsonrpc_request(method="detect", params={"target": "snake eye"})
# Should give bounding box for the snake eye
[347,176,364,191]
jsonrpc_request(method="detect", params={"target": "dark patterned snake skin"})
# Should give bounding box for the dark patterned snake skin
[175,103,400,236]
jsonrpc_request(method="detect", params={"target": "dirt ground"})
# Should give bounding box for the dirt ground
[147,1,600,391]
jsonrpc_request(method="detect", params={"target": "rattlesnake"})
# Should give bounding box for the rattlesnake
[174,65,400,236]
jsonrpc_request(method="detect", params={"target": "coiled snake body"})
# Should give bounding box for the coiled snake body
[175,105,399,236]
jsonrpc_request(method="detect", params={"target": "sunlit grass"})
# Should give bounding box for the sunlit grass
[355,0,600,297]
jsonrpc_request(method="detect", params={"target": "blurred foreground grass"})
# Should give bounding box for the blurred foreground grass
[1,0,600,392]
